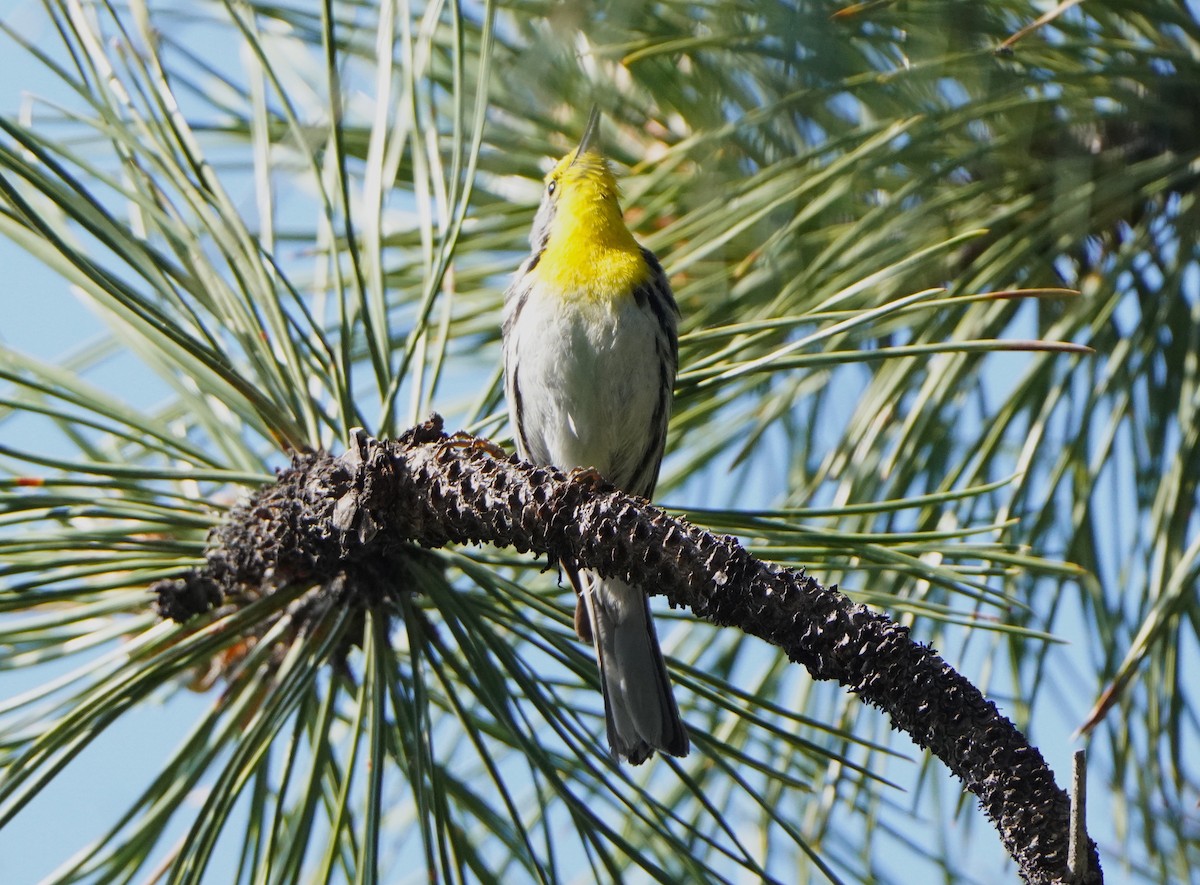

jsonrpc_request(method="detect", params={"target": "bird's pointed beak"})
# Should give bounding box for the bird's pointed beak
[573,105,602,163]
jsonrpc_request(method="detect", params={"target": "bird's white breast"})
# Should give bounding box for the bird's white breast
[506,284,662,489]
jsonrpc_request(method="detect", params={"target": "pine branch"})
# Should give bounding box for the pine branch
[151,415,1102,885]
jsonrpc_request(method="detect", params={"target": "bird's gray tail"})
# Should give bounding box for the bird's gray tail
[579,574,689,764]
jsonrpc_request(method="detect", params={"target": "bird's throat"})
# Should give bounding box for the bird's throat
[538,196,648,302]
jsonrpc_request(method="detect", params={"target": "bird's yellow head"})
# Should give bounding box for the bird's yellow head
[528,111,648,299]
[546,148,620,210]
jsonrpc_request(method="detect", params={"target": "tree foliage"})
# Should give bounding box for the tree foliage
[0,0,1196,882]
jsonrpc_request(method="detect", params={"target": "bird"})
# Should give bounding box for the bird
[501,107,689,764]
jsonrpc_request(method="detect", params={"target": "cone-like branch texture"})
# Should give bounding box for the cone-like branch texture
[153,416,1101,885]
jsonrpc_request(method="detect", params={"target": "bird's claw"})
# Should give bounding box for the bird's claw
[445,432,508,460]
[567,466,607,490]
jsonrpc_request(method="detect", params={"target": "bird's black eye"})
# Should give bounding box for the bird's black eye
[547,180,556,196]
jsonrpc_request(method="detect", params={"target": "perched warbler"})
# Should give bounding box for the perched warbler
[502,108,689,764]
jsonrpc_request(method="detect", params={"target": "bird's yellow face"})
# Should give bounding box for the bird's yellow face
[546,148,620,207]
[532,148,648,299]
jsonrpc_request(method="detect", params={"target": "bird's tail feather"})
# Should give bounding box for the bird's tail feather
[580,573,689,764]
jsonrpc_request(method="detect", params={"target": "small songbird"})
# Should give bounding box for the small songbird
[501,107,689,764]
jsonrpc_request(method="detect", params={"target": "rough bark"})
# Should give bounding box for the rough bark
[152,416,1101,884]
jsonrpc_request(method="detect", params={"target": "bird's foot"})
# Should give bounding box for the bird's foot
[567,465,607,491]
[445,432,508,460]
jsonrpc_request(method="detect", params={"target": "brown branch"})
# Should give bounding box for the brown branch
[153,415,1102,884]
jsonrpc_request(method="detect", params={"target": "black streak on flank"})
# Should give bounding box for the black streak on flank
[511,367,533,460]
[502,286,530,339]
[640,248,680,365]
[629,338,673,500]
